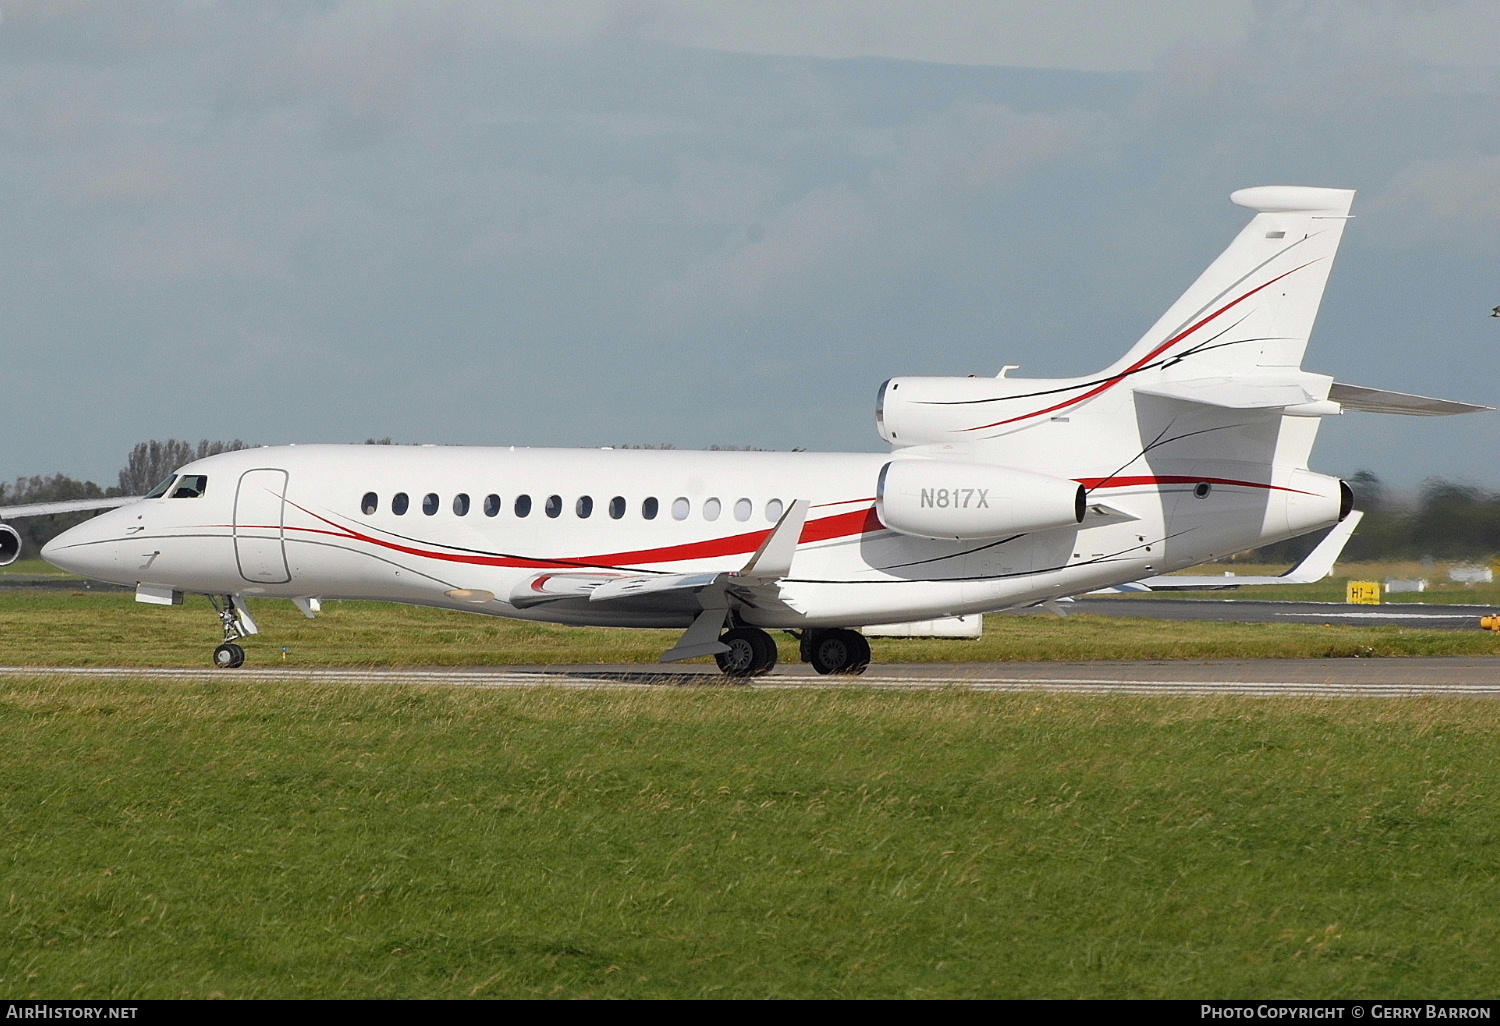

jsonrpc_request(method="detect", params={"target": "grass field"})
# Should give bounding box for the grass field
[5,589,1500,667]
[4,575,1500,997]
[2,678,1499,998]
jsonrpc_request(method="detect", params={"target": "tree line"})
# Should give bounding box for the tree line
[0,440,250,555]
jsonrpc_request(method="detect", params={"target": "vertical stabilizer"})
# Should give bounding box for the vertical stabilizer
[1110,186,1355,379]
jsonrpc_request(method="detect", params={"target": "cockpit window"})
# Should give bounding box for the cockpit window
[144,475,177,499]
[169,475,208,499]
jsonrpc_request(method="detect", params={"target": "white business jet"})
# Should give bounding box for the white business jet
[28,187,1487,675]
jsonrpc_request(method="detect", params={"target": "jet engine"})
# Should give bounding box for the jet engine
[0,523,21,566]
[877,459,1086,541]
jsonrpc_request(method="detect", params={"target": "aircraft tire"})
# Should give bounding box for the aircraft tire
[213,642,246,669]
[807,628,870,676]
[715,627,777,677]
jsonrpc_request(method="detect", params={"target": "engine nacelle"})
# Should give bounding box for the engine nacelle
[877,459,1086,541]
[0,523,21,566]
[877,375,1085,447]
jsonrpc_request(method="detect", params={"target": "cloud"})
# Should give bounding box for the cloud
[0,0,1497,486]
[1369,155,1500,247]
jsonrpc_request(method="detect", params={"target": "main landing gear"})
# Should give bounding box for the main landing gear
[711,626,872,677]
[800,628,870,676]
[715,626,779,677]
[208,594,259,669]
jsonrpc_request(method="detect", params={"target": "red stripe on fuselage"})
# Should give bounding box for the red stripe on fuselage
[277,500,887,571]
[1078,475,1308,494]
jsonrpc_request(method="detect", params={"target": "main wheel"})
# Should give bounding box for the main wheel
[807,628,870,676]
[715,627,778,677]
[213,642,246,669]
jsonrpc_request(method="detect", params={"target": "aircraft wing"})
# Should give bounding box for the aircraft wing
[505,501,812,660]
[1096,511,1362,592]
[0,496,138,519]
[507,504,810,609]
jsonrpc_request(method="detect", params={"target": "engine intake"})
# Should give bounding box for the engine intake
[0,523,21,566]
[877,459,1086,541]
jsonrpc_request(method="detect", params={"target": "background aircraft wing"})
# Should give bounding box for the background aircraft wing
[0,496,138,518]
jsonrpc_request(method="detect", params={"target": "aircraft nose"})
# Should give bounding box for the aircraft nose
[42,517,120,581]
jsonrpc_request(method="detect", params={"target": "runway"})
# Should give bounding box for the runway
[1064,597,1496,629]
[6,657,1500,698]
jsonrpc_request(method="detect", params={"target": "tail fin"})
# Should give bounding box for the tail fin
[1109,186,1355,379]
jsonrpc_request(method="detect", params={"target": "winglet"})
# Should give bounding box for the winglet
[737,499,809,580]
[1274,509,1362,584]
[1111,510,1363,591]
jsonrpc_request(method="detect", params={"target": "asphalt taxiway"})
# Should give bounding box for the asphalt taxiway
[6,657,1500,698]
[1062,597,1495,630]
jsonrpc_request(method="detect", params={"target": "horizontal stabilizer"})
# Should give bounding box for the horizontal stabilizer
[1134,375,1324,410]
[1328,382,1491,416]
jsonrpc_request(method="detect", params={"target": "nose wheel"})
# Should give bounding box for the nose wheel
[207,594,259,668]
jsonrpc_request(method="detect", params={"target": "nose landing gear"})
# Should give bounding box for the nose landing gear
[208,595,259,669]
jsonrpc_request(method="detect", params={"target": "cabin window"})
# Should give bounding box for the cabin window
[422,493,439,516]
[515,494,532,518]
[392,492,410,515]
[483,494,501,517]
[703,497,721,522]
[170,475,208,499]
[361,492,378,515]
[609,496,626,520]
[765,498,784,522]
[545,494,562,518]
[642,497,659,520]
[672,497,690,521]
[576,495,593,518]
[144,476,177,499]
[734,498,752,522]
[453,493,471,516]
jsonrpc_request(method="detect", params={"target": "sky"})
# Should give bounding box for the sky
[1,0,1498,490]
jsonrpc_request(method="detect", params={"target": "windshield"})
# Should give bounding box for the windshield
[144,475,178,499]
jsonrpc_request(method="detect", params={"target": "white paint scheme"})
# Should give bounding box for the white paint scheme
[37,187,1482,670]
[865,615,984,638]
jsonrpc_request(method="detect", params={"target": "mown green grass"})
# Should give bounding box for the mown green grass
[4,591,1500,667]
[1,678,1497,998]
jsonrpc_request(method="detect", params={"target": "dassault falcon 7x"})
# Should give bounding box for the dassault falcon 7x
[30,186,1488,675]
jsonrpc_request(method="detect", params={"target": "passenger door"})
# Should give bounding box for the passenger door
[234,469,291,584]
